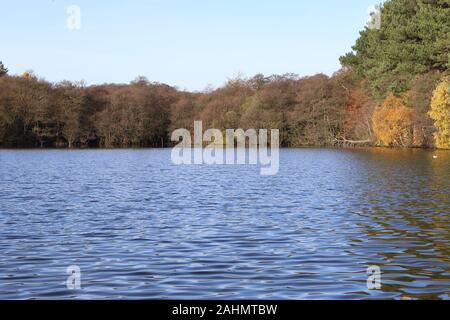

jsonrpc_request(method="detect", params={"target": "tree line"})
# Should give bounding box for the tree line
[0,0,448,149]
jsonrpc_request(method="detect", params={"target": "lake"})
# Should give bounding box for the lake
[0,148,449,299]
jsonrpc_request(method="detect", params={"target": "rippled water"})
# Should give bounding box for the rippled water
[0,148,449,300]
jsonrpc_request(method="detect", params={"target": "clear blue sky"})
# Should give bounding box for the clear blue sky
[0,0,378,91]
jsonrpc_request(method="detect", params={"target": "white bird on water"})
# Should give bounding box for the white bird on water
[433,155,438,159]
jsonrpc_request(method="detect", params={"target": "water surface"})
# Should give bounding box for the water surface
[0,148,449,299]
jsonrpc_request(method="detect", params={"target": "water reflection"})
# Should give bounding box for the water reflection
[0,148,448,299]
[352,148,450,299]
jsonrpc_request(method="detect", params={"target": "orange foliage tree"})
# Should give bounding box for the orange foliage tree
[372,95,414,147]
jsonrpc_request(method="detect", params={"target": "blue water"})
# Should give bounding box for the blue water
[0,148,449,299]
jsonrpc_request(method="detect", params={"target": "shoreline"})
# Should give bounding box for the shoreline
[0,146,446,151]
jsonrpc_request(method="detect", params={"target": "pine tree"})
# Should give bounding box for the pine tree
[0,61,8,77]
[340,0,450,98]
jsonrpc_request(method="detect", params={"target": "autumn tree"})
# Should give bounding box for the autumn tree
[372,95,415,147]
[27,80,55,147]
[55,81,87,148]
[285,74,347,146]
[198,78,251,131]
[0,76,19,146]
[169,92,200,134]
[404,71,442,147]
[429,78,450,149]
[94,82,174,148]
[21,70,38,81]
[333,69,375,144]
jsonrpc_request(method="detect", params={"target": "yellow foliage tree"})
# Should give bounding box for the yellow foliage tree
[372,95,414,147]
[429,78,450,149]
[20,70,37,81]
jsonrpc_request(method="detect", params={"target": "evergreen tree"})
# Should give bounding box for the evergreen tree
[0,61,8,77]
[340,0,450,98]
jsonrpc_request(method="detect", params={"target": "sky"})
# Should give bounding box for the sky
[0,0,379,91]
